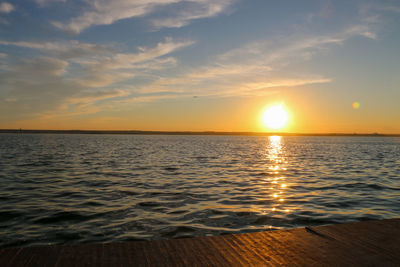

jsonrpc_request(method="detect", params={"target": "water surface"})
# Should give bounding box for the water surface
[0,134,399,247]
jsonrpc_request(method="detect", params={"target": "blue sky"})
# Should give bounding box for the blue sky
[0,0,399,132]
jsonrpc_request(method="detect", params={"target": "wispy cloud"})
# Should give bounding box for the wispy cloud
[2,56,69,81]
[71,38,193,88]
[241,79,332,91]
[88,38,193,68]
[0,40,111,59]
[123,94,181,103]
[51,0,234,34]
[358,1,400,29]
[0,1,387,124]
[0,37,193,121]
[218,24,378,64]
[363,1,400,14]
[0,2,14,14]
[151,0,233,29]
[61,89,129,113]
[138,23,377,98]
[380,5,400,13]
[0,37,192,88]
[33,0,67,7]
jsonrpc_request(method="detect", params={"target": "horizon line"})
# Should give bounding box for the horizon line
[1,129,399,137]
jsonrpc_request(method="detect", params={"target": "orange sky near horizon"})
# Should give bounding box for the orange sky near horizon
[6,90,399,134]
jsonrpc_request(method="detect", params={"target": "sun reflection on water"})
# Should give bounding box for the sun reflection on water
[266,136,290,214]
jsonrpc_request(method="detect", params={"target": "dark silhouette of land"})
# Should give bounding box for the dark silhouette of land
[0,129,399,137]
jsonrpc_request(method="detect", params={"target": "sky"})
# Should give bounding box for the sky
[0,0,399,133]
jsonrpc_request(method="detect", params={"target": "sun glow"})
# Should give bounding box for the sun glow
[262,105,289,130]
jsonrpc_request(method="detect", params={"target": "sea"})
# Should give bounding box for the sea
[0,134,399,248]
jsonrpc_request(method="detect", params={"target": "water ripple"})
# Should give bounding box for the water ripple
[0,134,399,248]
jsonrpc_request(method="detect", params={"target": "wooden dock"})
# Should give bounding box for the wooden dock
[1,218,399,266]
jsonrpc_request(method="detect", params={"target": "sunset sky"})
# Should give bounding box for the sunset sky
[0,0,399,133]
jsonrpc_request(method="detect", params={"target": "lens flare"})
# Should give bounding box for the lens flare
[352,101,360,109]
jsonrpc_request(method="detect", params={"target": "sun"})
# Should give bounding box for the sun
[261,104,289,130]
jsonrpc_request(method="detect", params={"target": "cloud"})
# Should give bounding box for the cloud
[242,79,332,91]
[363,2,400,14]
[342,25,377,40]
[60,89,129,113]
[358,1,400,30]
[51,0,234,34]
[70,89,128,102]
[0,40,111,59]
[33,0,67,7]
[0,37,191,88]
[0,37,193,123]
[138,23,378,97]
[3,56,69,80]
[219,25,377,64]
[151,0,233,29]
[72,38,193,87]
[120,94,179,104]
[0,57,119,123]
[0,2,383,124]
[24,89,130,121]
[381,5,400,13]
[0,2,14,13]
[0,37,193,93]
[0,58,78,122]
[88,38,192,69]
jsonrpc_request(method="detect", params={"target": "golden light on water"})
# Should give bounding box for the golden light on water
[245,136,293,217]
[265,135,291,214]
[261,104,289,130]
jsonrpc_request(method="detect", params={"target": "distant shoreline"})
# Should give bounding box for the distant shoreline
[1,129,399,137]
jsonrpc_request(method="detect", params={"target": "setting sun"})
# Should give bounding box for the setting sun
[262,105,289,130]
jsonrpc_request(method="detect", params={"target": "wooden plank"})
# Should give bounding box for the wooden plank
[19,245,62,267]
[206,234,250,266]
[306,219,400,263]
[257,228,334,265]
[186,235,232,266]
[241,229,303,265]
[54,243,103,267]
[224,233,274,265]
[259,227,383,266]
[0,247,21,267]
[0,218,399,266]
